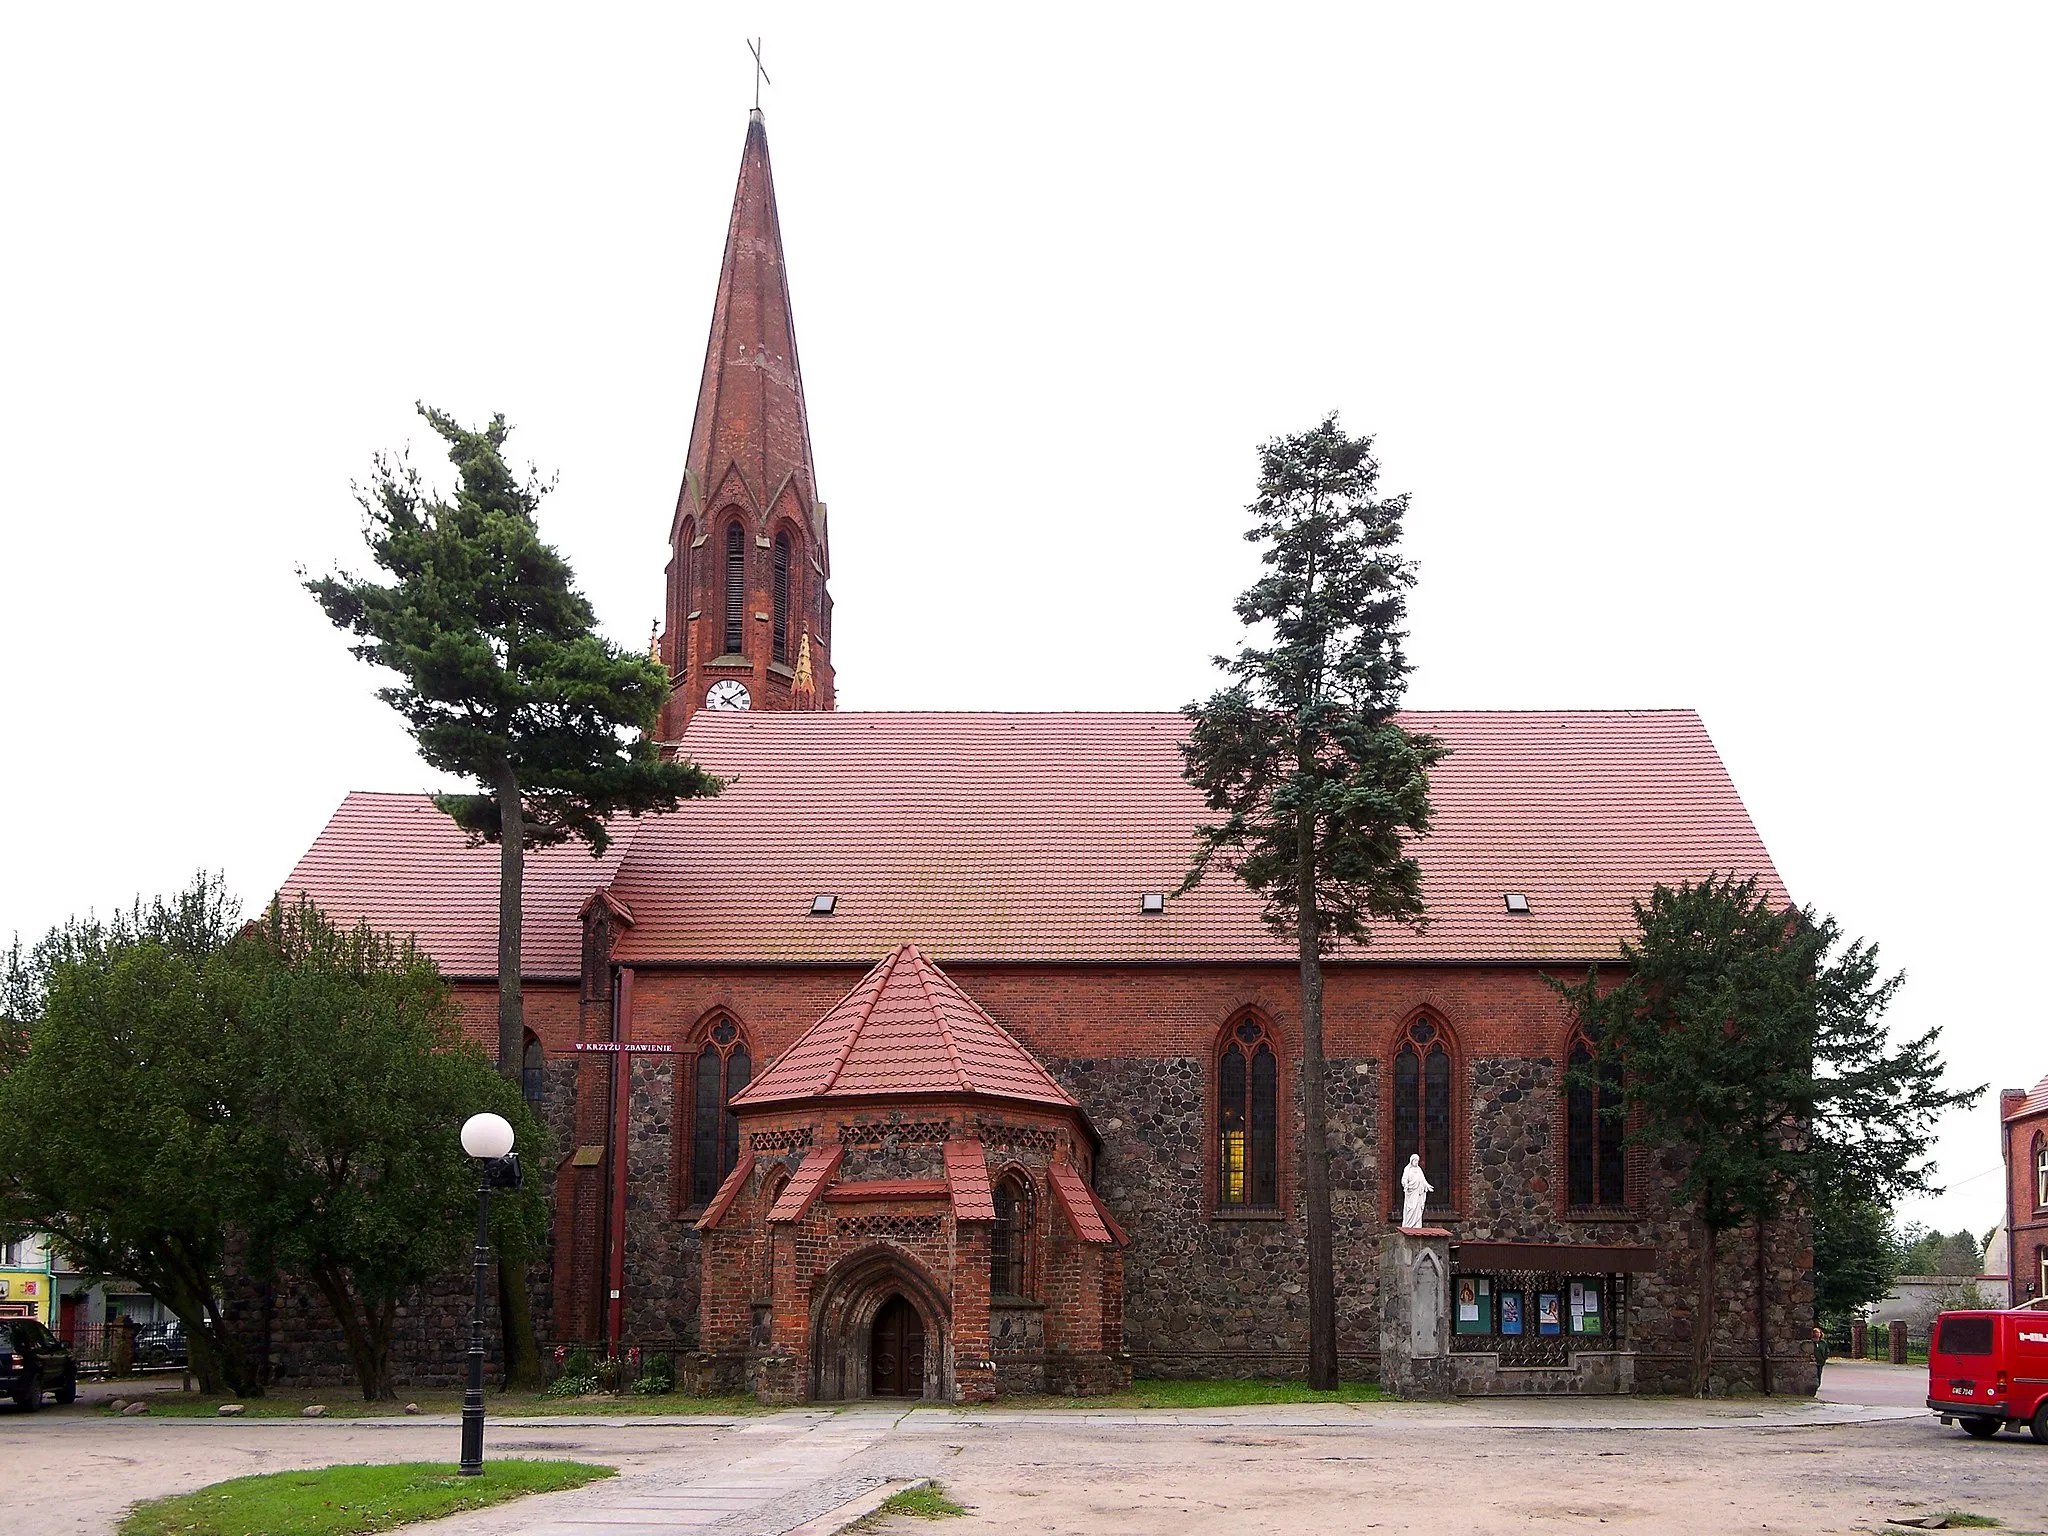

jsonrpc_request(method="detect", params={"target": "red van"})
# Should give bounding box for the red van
[1927,1299,2048,1441]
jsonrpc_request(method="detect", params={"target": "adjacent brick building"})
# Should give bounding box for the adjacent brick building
[279,110,1819,1400]
[2001,1074,2048,1305]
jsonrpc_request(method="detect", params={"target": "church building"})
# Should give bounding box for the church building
[283,111,1816,1400]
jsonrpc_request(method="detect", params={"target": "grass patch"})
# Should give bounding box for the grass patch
[989,1378,1383,1410]
[106,1389,764,1419]
[1935,1516,2002,1530]
[117,1461,613,1536]
[878,1482,967,1519]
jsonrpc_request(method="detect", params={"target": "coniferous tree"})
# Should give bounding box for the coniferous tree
[1550,876,1980,1395]
[307,406,719,1383]
[1181,413,1444,1390]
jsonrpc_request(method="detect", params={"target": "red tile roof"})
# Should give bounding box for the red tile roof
[730,944,1081,1111]
[766,1145,842,1223]
[2007,1075,2048,1121]
[694,1151,754,1231]
[946,1138,996,1222]
[279,710,1787,974]
[1049,1162,1125,1246]
[278,792,631,979]
[609,710,1786,965]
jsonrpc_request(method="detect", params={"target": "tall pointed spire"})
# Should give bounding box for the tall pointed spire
[659,112,836,736]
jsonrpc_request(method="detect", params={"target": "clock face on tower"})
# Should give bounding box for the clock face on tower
[705,679,752,712]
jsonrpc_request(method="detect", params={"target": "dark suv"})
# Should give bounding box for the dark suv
[1,1319,79,1410]
[136,1320,188,1369]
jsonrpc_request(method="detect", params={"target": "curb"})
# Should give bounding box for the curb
[782,1477,930,1536]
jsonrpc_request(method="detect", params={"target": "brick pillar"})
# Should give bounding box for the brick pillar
[1849,1320,1867,1359]
[1888,1320,1908,1364]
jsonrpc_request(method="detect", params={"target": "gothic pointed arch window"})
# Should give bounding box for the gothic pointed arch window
[1390,1015,1454,1216]
[1217,1016,1280,1209]
[723,521,747,657]
[1566,1035,1626,1210]
[772,530,793,664]
[2035,1132,2047,1210]
[991,1171,1033,1298]
[686,1017,752,1208]
[520,1031,545,1115]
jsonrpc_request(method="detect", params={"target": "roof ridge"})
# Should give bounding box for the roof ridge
[907,946,970,1092]
[819,945,904,1096]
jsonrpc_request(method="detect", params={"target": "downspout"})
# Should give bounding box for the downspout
[608,966,636,1355]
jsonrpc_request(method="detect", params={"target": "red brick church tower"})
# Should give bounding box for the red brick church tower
[657,109,835,737]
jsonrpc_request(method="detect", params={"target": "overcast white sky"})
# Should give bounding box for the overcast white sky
[3,5,2041,1243]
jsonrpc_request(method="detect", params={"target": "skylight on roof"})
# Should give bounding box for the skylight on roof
[1504,892,1531,914]
[811,894,837,916]
[1139,893,1166,915]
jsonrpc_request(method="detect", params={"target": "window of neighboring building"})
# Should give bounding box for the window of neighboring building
[991,1172,1033,1298]
[723,522,747,657]
[2035,1133,2047,1209]
[1392,1016,1453,1214]
[1217,1016,1279,1209]
[1566,1037,1625,1210]
[772,531,792,664]
[521,1033,544,1115]
[689,1018,752,1207]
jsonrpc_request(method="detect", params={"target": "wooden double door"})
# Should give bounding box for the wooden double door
[869,1294,925,1397]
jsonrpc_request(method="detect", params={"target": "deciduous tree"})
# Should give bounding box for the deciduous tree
[1180,413,1444,1390]
[229,899,546,1400]
[0,878,267,1395]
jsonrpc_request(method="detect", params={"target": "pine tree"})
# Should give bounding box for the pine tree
[1550,876,1980,1395]
[306,405,719,1383]
[1181,413,1444,1390]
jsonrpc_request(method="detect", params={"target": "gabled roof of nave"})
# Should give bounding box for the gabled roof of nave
[678,111,820,539]
[279,708,1789,976]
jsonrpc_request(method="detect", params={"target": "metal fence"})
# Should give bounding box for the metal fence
[1824,1317,1931,1366]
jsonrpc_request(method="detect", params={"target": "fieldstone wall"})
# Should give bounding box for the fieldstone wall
[621,1055,697,1343]
[1051,1054,1383,1380]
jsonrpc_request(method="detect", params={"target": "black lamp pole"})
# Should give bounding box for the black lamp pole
[456,1112,521,1480]
[458,1163,493,1477]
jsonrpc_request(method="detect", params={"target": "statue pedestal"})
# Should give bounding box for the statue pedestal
[1380,1226,1453,1400]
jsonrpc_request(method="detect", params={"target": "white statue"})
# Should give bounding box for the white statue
[1399,1153,1433,1229]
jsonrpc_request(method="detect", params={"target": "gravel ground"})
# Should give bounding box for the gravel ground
[4,1375,2042,1536]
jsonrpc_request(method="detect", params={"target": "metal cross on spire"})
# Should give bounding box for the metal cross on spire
[748,37,770,112]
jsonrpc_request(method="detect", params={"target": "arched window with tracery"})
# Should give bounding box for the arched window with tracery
[2035,1133,2047,1210]
[1391,1015,1453,1215]
[991,1172,1033,1298]
[1566,1036,1625,1210]
[520,1032,544,1115]
[1217,1017,1279,1209]
[772,531,793,664]
[723,521,747,657]
[688,1018,752,1207]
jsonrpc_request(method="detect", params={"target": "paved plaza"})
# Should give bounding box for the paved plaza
[3,1366,2043,1536]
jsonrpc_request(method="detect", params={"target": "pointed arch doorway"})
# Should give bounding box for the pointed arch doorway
[870,1293,926,1397]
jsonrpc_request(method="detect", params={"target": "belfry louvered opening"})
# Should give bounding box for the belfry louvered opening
[724,521,747,657]
[773,531,792,664]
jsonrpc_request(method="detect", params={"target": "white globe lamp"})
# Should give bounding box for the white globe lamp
[461,1112,516,1161]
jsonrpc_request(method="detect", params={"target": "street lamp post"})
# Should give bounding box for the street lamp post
[458,1111,520,1478]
